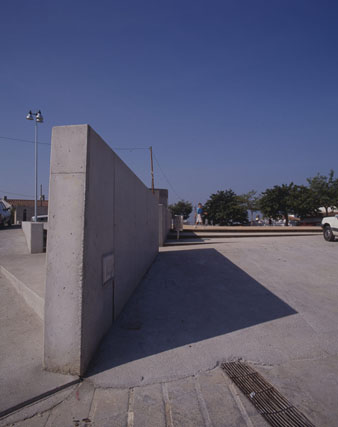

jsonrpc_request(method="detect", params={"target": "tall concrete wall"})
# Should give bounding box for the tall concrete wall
[44,125,159,376]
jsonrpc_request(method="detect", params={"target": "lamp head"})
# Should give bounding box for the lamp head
[36,110,43,123]
[26,110,33,120]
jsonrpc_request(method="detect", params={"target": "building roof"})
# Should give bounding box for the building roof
[4,199,49,207]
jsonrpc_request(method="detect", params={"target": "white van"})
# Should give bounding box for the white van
[321,215,338,241]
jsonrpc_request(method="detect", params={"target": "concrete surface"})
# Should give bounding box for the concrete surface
[1,232,338,426]
[0,270,77,417]
[154,189,171,246]
[0,368,271,427]
[45,125,159,376]
[84,234,337,426]
[0,228,45,318]
[22,221,44,254]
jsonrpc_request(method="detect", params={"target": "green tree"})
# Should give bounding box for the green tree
[290,185,320,218]
[168,200,193,220]
[259,184,294,226]
[238,190,260,224]
[307,170,338,216]
[204,190,248,225]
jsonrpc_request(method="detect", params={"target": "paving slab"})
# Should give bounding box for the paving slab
[1,368,272,427]
[44,381,95,427]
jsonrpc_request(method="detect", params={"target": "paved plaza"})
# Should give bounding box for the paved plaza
[1,231,338,426]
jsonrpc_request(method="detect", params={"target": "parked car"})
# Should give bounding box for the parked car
[0,201,12,227]
[321,215,338,241]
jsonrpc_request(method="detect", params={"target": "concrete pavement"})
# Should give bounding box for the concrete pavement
[1,229,338,426]
[0,228,45,318]
[1,367,271,427]
[0,271,77,417]
[0,229,77,417]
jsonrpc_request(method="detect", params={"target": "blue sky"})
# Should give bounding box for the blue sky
[1,1,338,206]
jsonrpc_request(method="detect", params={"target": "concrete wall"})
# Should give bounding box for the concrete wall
[22,221,44,253]
[153,189,171,246]
[14,205,48,224]
[44,125,159,376]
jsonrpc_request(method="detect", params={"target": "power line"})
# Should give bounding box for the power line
[0,136,150,151]
[1,135,181,198]
[1,149,182,201]
[153,153,182,200]
[0,136,51,146]
[0,189,34,198]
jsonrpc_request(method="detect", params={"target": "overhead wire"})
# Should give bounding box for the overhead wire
[153,153,182,200]
[0,136,51,146]
[0,136,149,151]
[1,136,182,200]
[0,189,34,198]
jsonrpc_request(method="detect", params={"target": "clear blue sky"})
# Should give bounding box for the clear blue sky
[1,1,338,207]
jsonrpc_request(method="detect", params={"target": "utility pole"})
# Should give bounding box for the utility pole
[150,146,154,194]
[26,110,43,222]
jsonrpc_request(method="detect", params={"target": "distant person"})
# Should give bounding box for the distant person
[195,203,204,227]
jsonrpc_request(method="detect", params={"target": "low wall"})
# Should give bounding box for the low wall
[44,125,159,376]
[154,189,171,246]
[158,205,171,246]
[22,221,44,253]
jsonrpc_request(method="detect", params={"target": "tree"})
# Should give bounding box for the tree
[238,190,260,224]
[168,200,192,220]
[289,185,320,218]
[259,184,294,226]
[307,170,338,216]
[204,190,248,225]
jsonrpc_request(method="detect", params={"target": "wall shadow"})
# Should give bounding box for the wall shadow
[166,231,205,243]
[87,248,297,377]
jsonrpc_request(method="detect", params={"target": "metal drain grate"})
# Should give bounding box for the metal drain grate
[222,361,315,427]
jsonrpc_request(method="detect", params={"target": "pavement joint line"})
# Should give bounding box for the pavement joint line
[127,388,135,427]
[0,378,81,420]
[221,371,255,427]
[162,382,174,427]
[194,376,213,427]
[88,387,97,424]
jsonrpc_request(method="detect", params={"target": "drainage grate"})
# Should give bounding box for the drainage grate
[222,361,315,427]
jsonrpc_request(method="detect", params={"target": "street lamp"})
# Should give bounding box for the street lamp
[26,110,44,222]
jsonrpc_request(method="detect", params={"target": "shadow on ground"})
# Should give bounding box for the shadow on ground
[166,231,204,242]
[87,248,297,377]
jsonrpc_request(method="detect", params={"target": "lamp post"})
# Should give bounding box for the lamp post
[26,110,44,222]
